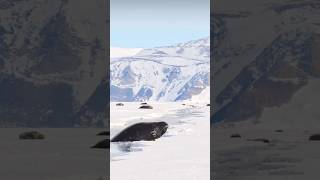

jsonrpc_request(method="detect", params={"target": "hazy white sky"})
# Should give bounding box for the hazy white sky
[111,0,210,48]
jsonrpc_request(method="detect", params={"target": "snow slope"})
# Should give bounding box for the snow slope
[189,87,210,104]
[211,0,320,123]
[110,37,210,102]
[0,0,108,127]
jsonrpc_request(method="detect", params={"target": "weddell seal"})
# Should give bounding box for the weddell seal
[91,139,110,149]
[111,122,169,142]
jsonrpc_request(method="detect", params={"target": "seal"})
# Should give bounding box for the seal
[111,122,168,142]
[91,139,110,149]
[139,105,153,109]
[97,131,110,136]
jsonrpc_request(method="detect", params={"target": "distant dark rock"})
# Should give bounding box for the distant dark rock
[139,105,153,109]
[111,122,168,142]
[91,139,109,149]
[19,131,45,140]
[140,102,148,105]
[309,134,320,141]
[116,103,124,106]
[247,138,270,143]
[230,133,241,138]
[182,103,186,105]
[207,104,210,106]
[97,131,110,136]
[275,129,284,133]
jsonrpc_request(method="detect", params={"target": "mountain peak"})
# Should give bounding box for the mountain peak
[111,37,210,102]
[134,37,210,61]
[176,37,210,48]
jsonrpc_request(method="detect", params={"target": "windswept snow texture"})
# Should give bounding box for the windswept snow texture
[110,37,210,102]
[110,102,210,180]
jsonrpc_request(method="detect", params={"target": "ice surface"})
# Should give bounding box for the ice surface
[0,128,107,180]
[110,102,210,180]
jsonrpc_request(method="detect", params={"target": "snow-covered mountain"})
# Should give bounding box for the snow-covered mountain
[189,87,210,103]
[110,47,143,58]
[110,37,210,102]
[212,0,320,124]
[0,0,108,127]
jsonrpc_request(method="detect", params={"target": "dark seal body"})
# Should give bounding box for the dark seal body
[91,139,110,149]
[19,131,45,140]
[111,122,168,142]
[97,131,110,136]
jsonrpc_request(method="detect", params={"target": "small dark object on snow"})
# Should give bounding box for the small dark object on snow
[247,138,270,143]
[139,105,153,109]
[19,131,45,140]
[309,134,320,141]
[230,134,241,138]
[140,102,148,105]
[182,103,186,105]
[116,103,124,106]
[91,139,109,149]
[97,131,110,136]
[207,104,210,106]
[275,129,284,133]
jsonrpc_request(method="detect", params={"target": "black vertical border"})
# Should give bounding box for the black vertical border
[106,0,110,178]
[210,0,214,178]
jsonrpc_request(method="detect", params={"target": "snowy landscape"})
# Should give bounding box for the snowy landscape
[110,37,210,102]
[110,37,210,180]
[111,102,210,180]
[0,128,107,180]
[212,0,320,179]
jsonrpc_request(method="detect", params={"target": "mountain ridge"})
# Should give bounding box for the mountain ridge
[110,37,210,102]
[211,0,320,125]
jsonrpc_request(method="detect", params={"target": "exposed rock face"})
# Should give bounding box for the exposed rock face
[0,0,108,127]
[211,0,320,124]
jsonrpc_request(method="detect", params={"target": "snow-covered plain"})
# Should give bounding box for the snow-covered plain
[212,79,320,179]
[110,102,210,180]
[0,128,107,180]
